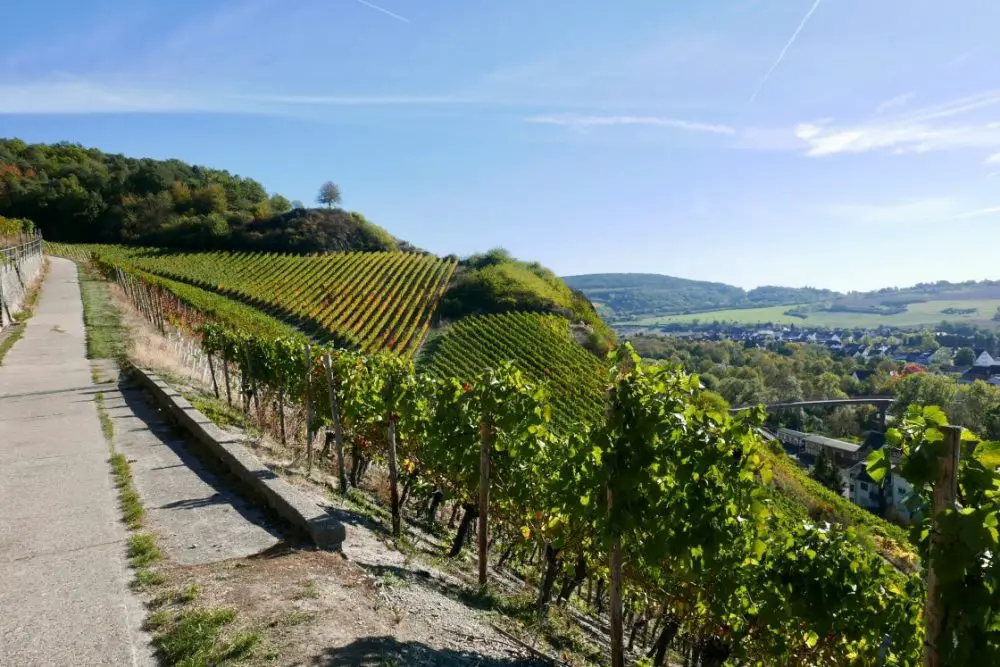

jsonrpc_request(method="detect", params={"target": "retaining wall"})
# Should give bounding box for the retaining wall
[130,367,347,550]
[0,236,44,328]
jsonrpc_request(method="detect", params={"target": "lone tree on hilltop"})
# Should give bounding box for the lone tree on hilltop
[317,181,342,209]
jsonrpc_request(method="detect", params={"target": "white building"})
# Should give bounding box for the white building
[847,461,914,521]
[847,462,881,512]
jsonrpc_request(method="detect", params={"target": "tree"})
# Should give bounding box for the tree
[268,194,291,214]
[289,199,305,210]
[955,346,976,366]
[810,448,844,494]
[317,181,342,209]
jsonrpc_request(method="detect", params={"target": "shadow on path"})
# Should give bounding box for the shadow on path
[121,384,286,536]
[312,636,549,666]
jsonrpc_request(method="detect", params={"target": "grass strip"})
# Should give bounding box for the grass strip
[77,262,129,363]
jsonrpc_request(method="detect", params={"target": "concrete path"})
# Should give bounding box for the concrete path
[101,385,282,565]
[0,258,154,666]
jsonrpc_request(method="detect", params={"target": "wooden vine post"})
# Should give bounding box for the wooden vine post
[924,424,962,667]
[323,353,349,495]
[305,345,313,472]
[278,383,287,446]
[205,344,220,399]
[478,415,495,588]
[386,410,402,537]
[222,356,232,406]
[608,485,625,667]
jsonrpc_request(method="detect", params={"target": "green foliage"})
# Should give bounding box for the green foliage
[633,334,870,406]
[595,345,768,574]
[317,181,342,208]
[868,406,1000,664]
[0,139,393,253]
[955,346,977,366]
[0,214,34,239]
[740,522,923,664]
[809,448,845,495]
[420,312,606,429]
[151,607,259,666]
[441,250,615,346]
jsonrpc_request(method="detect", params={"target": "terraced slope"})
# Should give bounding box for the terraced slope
[420,312,606,429]
[50,245,456,357]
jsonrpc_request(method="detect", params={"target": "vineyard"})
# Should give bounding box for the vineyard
[40,244,1000,665]
[47,244,456,357]
[420,312,606,428]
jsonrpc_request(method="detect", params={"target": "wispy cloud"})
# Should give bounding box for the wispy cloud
[875,92,914,115]
[236,93,470,106]
[793,91,1000,157]
[0,81,219,114]
[825,198,961,225]
[352,0,409,23]
[985,152,1000,164]
[747,0,824,106]
[824,198,1000,226]
[526,114,736,135]
[0,80,472,114]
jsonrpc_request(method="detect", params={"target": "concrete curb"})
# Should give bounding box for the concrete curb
[129,367,346,550]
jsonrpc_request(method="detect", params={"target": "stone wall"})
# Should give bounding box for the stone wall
[0,236,44,328]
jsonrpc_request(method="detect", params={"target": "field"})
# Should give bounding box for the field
[624,298,1000,329]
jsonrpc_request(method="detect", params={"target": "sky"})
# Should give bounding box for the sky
[2,0,1000,292]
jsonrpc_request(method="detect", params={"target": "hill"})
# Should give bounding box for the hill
[443,249,614,351]
[563,272,835,321]
[0,139,396,253]
[568,272,1000,330]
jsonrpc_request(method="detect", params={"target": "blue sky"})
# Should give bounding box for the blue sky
[3,0,1000,291]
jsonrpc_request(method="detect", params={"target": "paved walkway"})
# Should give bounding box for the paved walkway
[0,258,154,666]
[102,384,282,565]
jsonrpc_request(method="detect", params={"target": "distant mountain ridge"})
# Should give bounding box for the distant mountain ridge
[563,272,836,321]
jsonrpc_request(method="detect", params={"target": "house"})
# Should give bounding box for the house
[960,356,1000,384]
[975,350,997,367]
[847,460,915,521]
[887,469,915,522]
[847,463,881,512]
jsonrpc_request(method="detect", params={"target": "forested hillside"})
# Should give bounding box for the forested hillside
[563,272,835,320]
[568,271,1000,328]
[0,139,395,253]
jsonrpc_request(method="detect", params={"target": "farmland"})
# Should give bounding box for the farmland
[623,298,1000,329]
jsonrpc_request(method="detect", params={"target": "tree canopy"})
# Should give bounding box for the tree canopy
[317,181,342,209]
[0,139,387,254]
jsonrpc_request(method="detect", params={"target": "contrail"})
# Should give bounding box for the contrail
[353,0,409,23]
[747,0,823,106]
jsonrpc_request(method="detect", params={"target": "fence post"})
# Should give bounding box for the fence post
[0,268,6,328]
[924,425,961,667]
